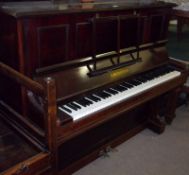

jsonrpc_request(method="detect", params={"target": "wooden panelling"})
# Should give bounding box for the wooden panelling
[150,15,165,42]
[94,17,118,55]
[37,24,69,67]
[58,104,148,170]
[75,22,93,58]
[120,15,141,49]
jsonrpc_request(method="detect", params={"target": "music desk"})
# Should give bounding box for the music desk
[173,9,189,40]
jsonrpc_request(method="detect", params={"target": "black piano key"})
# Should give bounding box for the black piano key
[94,91,111,99]
[84,97,93,105]
[82,98,91,106]
[67,103,78,111]
[105,88,118,95]
[76,98,93,107]
[122,82,134,88]
[117,85,128,91]
[112,85,127,92]
[133,79,142,85]
[76,99,88,107]
[61,106,72,113]
[127,80,138,86]
[142,73,154,80]
[135,76,147,83]
[150,71,160,77]
[119,84,128,90]
[60,65,176,115]
[71,102,81,109]
[87,94,101,102]
[167,66,175,72]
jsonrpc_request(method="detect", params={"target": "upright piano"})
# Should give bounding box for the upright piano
[0,1,188,174]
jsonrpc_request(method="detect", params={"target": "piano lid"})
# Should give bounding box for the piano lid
[0,0,176,17]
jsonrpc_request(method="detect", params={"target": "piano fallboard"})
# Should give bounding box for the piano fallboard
[35,47,170,101]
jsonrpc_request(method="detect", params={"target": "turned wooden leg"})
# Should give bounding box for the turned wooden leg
[164,88,180,124]
[148,98,165,134]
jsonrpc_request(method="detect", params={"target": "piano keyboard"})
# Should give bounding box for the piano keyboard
[58,66,181,121]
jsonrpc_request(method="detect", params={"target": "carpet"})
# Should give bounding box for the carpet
[74,105,189,175]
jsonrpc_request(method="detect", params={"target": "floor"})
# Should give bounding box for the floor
[74,105,189,175]
[0,119,38,173]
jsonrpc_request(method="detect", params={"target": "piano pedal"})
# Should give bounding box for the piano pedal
[99,146,118,158]
[99,150,110,158]
[105,146,118,153]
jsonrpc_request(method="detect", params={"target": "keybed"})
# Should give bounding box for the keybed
[58,65,181,121]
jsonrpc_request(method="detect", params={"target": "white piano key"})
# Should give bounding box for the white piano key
[59,70,181,121]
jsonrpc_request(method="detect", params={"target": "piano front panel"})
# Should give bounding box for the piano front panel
[0,5,173,76]
[120,16,142,49]
[75,22,93,59]
[21,15,73,76]
[95,16,118,55]
[57,103,149,171]
[37,24,69,67]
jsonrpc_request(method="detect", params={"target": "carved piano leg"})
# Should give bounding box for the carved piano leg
[164,88,180,124]
[148,98,165,134]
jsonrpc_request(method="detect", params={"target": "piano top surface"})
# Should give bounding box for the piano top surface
[0,1,175,17]
[34,47,169,102]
